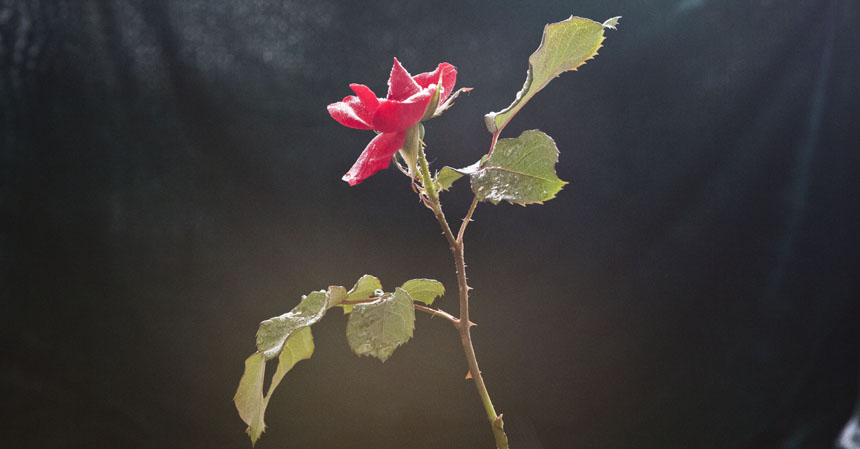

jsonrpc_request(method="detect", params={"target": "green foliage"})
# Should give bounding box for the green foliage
[471,130,567,205]
[236,287,325,446]
[256,291,327,360]
[234,352,267,444]
[327,285,348,309]
[440,18,618,202]
[234,285,351,445]
[268,326,315,401]
[400,279,446,305]
[435,165,468,192]
[234,328,315,445]
[342,274,383,313]
[235,276,444,444]
[436,130,566,205]
[484,16,619,135]
[346,288,416,362]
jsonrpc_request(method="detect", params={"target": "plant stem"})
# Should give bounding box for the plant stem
[458,197,479,245]
[415,147,510,449]
[342,297,457,324]
[413,303,459,325]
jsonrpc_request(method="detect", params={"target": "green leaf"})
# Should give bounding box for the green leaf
[234,352,266,444]
[435,166,465,192]
[256,291,328,360]
[400,279,445,305]
[234,327,315,446]
[342,274,383,314]
[469,129,567,205]
[435,159,484,192]
[326,285,348,309]
[484,16,619,135]
[266,326,315,401]
[235,289,332,445]
[346,287,416,362]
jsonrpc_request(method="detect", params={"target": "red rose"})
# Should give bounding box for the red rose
[328,58,458,185]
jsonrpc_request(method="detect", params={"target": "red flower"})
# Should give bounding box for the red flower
[328,58,459,186]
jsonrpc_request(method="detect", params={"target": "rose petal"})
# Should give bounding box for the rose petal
[413,62,457,103]
[372,89,433,133]
[349,83,380,116]
[387,58,421,101]
[327,96,374,130]
[342,131,407,186]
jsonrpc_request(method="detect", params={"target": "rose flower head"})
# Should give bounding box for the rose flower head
[327,58,466,186]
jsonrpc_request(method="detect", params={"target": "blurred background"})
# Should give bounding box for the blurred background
[2,0,859,448]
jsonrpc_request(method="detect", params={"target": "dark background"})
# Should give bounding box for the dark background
[2,0,859,448]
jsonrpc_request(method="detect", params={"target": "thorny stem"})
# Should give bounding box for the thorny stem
[417,147,458,251]
[415,146,510,449]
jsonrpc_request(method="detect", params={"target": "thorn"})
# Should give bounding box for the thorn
[468,320,477,327]
[465,370,472,379]
[493,414,505,430]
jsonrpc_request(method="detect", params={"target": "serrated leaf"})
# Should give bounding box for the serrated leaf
[234,327,315,446]
[435,161,481,192]
[485,16,618,135]
[234,352,266,444]
[235,289,332,445]
[400,279,445,305]
[469,129,567,205]
[266,326,314,400]
[256,291,328,360]
[346,288,416,362]
[342,274,383,314]
[435,166,465,192]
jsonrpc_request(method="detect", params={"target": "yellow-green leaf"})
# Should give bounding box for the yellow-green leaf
[470,129,567,205]
[326,285,348,310]
[341,274,383,314]
[234,352,266,445]
[400,279,445,305]
[256,291,327,360]
[435,166,466,192]
[233,327,315,446]
[435,161,481,192]
[235,289,331,445]
[346,288,416,362]
[266,327,315,399]
[484,16,620,135]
